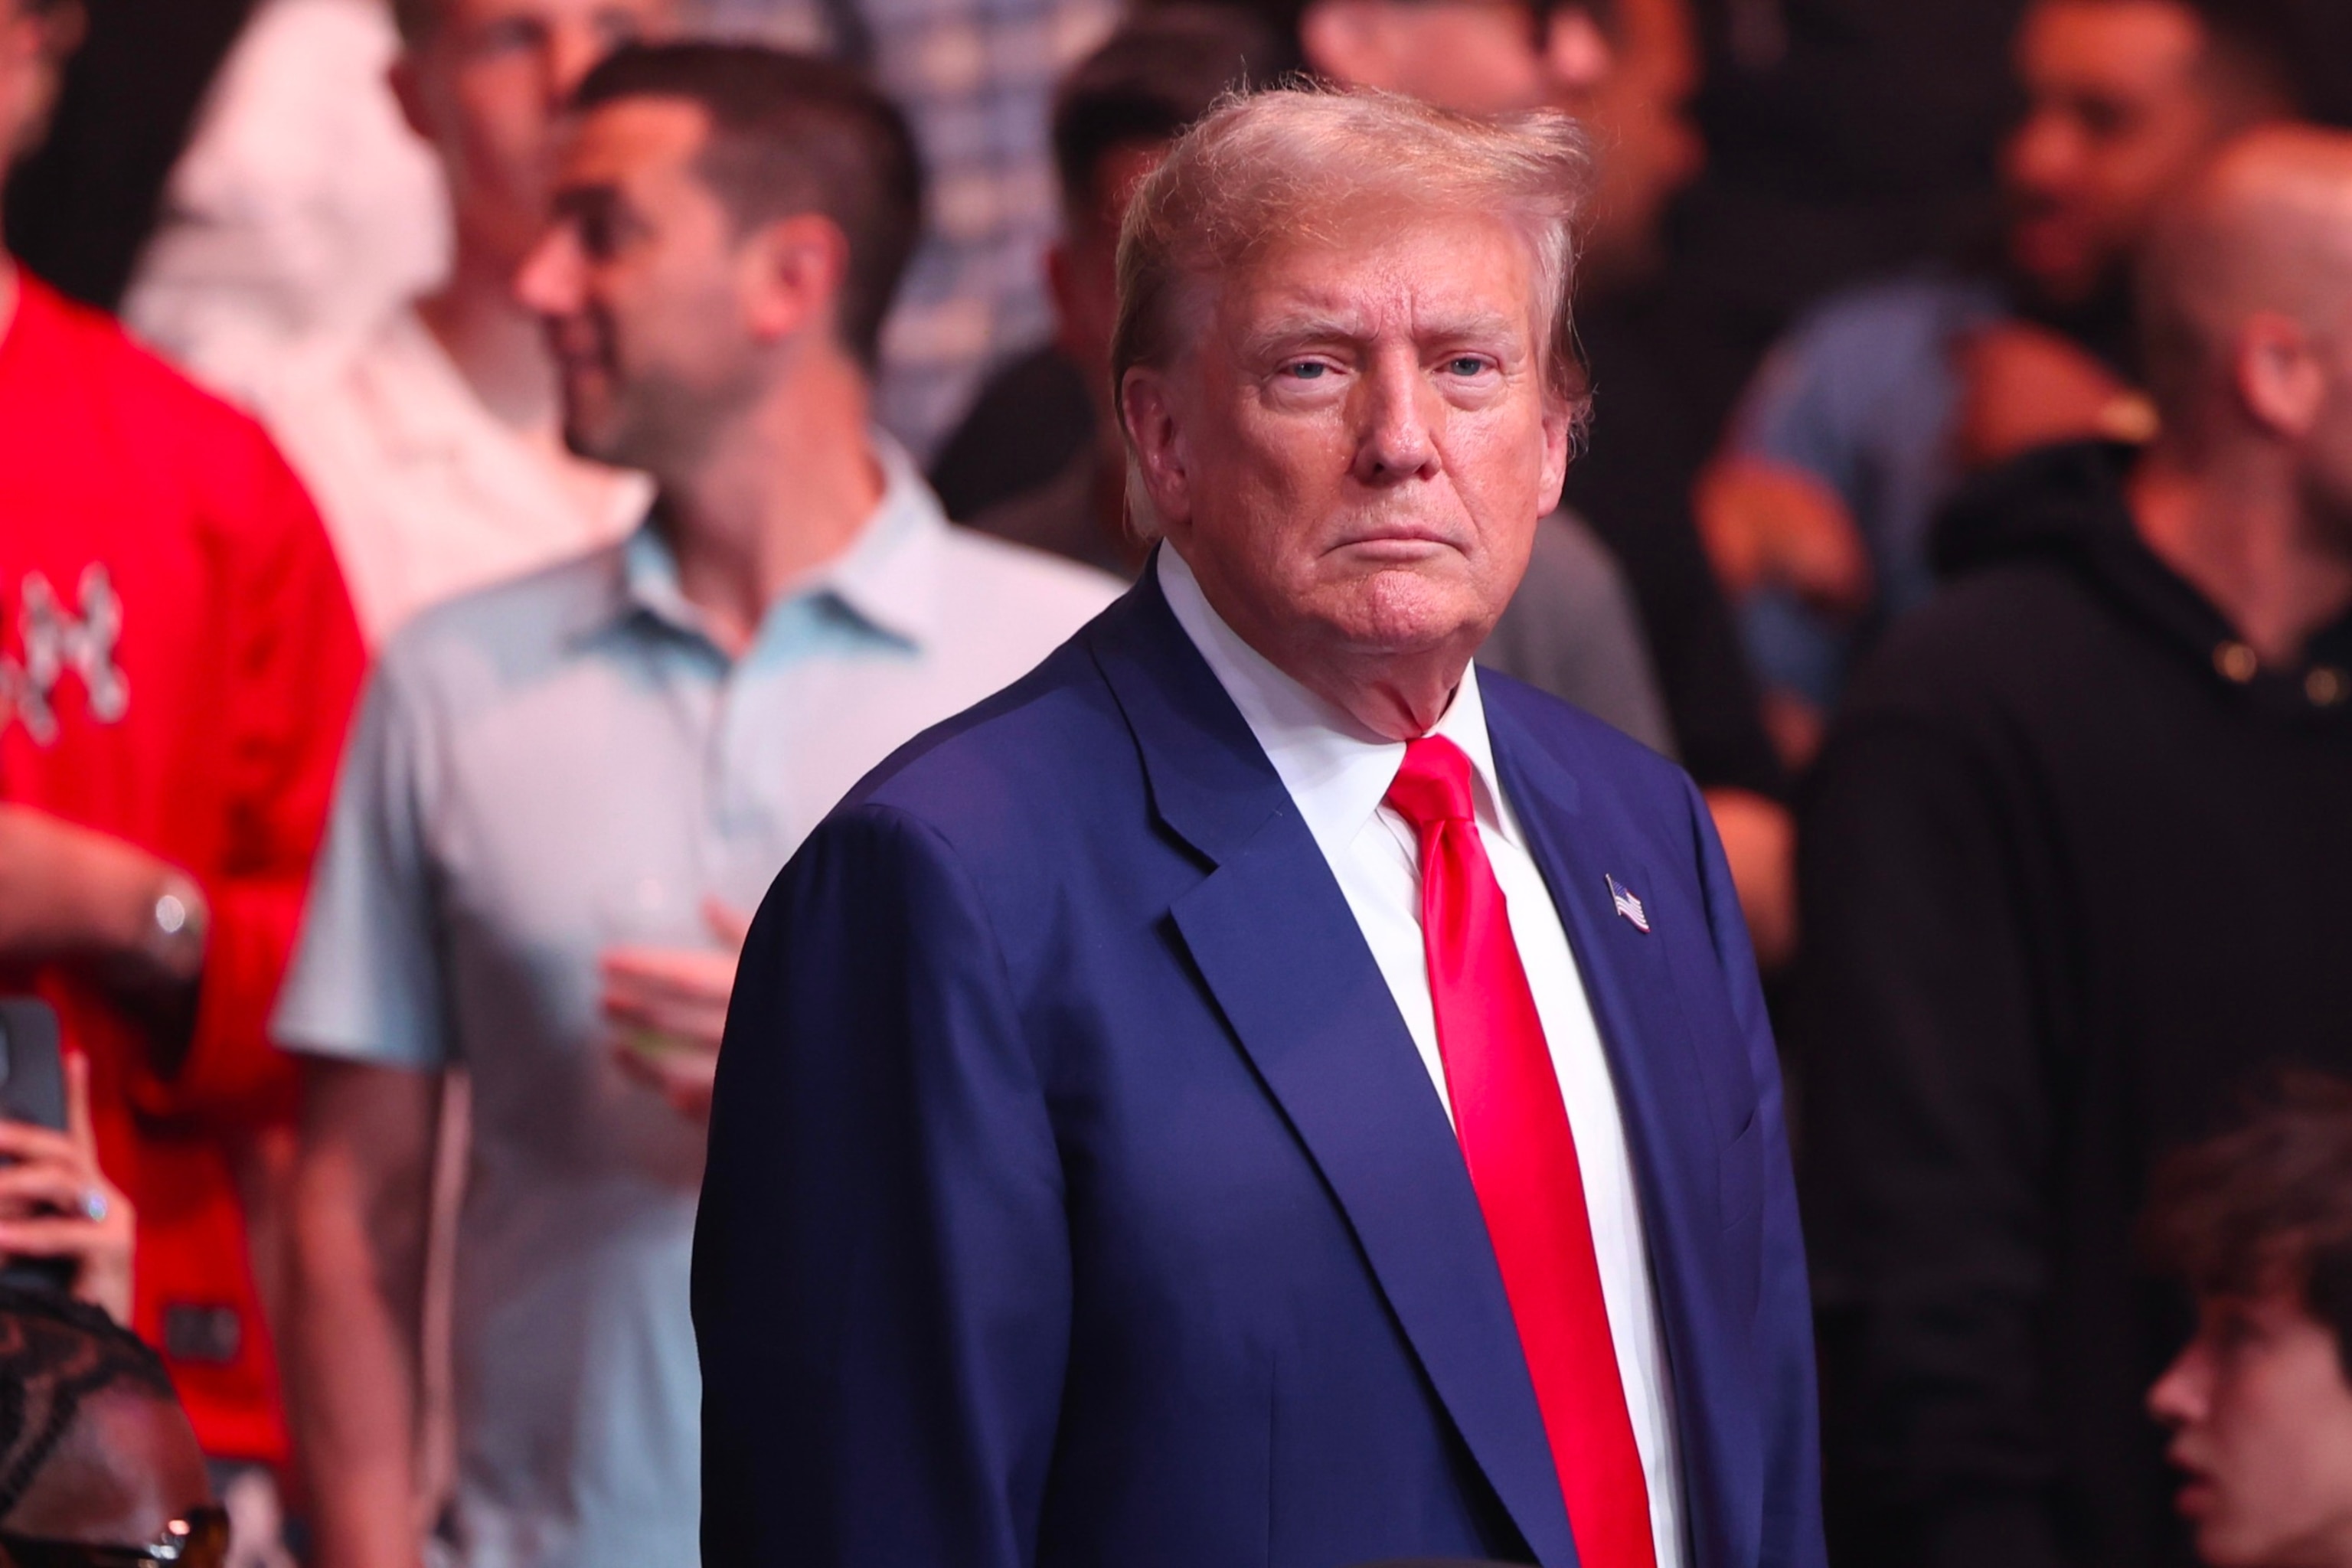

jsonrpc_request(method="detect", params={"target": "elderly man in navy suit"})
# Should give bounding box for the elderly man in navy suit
[694,87,1824,1568]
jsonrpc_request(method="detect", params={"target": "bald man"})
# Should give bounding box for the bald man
[1794,126,2352,1568]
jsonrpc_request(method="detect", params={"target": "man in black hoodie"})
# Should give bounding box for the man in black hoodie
[1796,125,2352,1568]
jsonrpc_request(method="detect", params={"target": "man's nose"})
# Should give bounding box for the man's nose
[548,21,610,104]
[2147,1343,2210,1429]
[514,226,583,317]
[1353,355,1440,485]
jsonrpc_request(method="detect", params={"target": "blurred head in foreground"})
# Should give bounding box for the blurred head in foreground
[0,1288,220,1567]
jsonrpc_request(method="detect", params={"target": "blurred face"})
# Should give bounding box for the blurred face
[1303,0,1612,118]
[2003,0,2240,309]
[0,0,76,193]
[2151,1290,2352,1568]
[1051,139,1166,430]
[1578,0,1701,287]
[396,0,677,271]
[1125,211,1569,692]
[518,97,767,474]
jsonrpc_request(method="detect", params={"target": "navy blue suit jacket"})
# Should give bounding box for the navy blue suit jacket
[694,567,1824,1568]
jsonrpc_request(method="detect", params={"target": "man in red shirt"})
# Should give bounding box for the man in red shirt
[0,0,364,1475]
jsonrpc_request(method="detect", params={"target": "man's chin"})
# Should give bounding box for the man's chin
[1315,567,1496,658]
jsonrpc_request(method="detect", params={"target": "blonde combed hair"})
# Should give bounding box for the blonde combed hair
[1110,84,1596,437]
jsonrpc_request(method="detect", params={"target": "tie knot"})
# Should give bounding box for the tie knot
[1384,734,1477,831]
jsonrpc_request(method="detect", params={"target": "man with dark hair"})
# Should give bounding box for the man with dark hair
[1796,125,2352,1568]
[2143,1077,2352,1568]
[563,42,924,373]
[0,1286,225,1567]
[278,41,1116,1568]
[1700,0,2307,769]
[0,0,366,1508]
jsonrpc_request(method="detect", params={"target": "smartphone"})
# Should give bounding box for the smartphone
[0,999,74,1294]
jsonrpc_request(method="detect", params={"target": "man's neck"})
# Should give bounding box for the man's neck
[415,244,560,436]
[2131,442,2352,667]
[658,355,884,659]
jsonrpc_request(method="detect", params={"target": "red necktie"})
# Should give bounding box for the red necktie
[1384,735,1656,1568]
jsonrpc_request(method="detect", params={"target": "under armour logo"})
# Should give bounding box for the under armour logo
[2,565,129,746]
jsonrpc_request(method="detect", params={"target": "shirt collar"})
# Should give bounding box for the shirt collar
[1155,545,1521,864]
[616,433,949,655]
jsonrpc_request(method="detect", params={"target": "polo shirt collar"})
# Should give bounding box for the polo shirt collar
[616,433,948,655]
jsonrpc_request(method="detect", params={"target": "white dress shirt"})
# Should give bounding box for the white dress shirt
[1159,547,1687,1568]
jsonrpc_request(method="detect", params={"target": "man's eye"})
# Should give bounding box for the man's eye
[1446,357,1491,377]
[472,16,545,54]
[1284,361,1328,381]
[579,214,620,259]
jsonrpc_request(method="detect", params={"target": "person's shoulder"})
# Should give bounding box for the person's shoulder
[1782,270,2009,352]
[1514,509,1632,612]
[934,521,1125,611]
[372,544,629,707]
[1483,665,1687,792]
[822,621,1136,858]
[26,281,277,447]
[1838,560,2100,733]
[922,521,1125,661]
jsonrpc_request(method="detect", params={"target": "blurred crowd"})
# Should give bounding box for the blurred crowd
[4,0,2352,1563]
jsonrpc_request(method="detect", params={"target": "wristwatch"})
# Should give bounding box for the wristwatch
[142,872,209,985]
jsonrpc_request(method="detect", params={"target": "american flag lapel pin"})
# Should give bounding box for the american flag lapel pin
[1606,874,1651,933]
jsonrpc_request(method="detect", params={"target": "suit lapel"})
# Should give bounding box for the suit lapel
[1089,570,1580,1568]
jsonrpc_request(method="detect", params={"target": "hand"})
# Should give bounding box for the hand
[1704,788,1797,974]
[0,1051,136,1323]
[1694,457,1874,619]
[0,805,204,984]
[602,901,753,1124]
[1952,322,2148,472]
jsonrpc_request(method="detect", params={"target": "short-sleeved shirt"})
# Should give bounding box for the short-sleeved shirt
[1726,273,2008,707]
[0,273,364,1465]
[273,443,1119,1568]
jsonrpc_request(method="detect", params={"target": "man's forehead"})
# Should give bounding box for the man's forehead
[1223,214,1541,328]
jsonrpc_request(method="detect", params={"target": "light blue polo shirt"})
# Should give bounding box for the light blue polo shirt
[273,443,1119,1568]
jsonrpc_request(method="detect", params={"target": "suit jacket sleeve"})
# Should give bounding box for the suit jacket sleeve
[1792,714,2068,1568]
[694,802,1072,1568]
[1684,774,1828,1568]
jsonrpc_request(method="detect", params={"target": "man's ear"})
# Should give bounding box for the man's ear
[1298,0,1395,90]
[1121,364,1195,537]
[744,211,851,346]
[2236,311,2327,440]
[1538,392,1573,515]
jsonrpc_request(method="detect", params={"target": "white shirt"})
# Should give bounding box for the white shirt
[255,308,652,644]
[1159,547,1687,1568]
[126,0,450,404]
